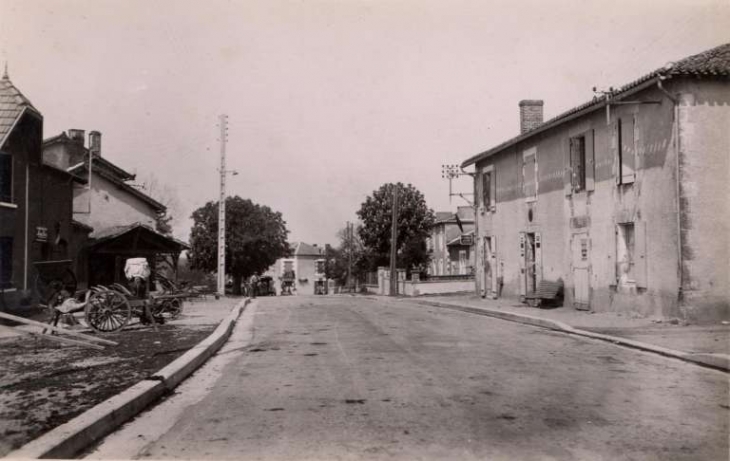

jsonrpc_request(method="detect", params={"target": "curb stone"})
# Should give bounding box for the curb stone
[9,298,251,459]
[414,299,730,373]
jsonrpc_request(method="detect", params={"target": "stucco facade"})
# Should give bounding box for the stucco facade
[463,44,729,322]
[266,242,326,295]
[427,207,475,276]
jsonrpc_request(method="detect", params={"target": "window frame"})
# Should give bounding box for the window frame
[522,147,538,203]
[0,151,14,206]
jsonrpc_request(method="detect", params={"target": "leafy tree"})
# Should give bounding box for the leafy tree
[188,196,290,295]
[356,182,435,275]
[138,173,181,236]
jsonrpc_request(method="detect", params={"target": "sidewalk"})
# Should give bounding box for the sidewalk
[409,294,730,372]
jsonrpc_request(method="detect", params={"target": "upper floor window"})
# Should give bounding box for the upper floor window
[522,148,537,202]
[480,165,496,211]
[567,129,595,194]
[615,117,636,185]
[0,152,12,204]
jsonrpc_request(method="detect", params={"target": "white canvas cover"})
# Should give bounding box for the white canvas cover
[124,257,150,280]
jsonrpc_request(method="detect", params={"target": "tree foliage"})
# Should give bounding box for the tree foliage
[327,225,366,285]
[356,183,435,274]
[188,196,290,294]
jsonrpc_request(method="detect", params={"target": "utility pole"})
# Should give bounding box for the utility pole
[217,114,228,297]
[347,222,353,293]
[389,186,399,296]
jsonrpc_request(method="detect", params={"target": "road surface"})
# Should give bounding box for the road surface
[87,295,729,460]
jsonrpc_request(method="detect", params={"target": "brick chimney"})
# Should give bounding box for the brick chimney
[519,100,544,134]
[89,131,102,157]
[68,129,85,144]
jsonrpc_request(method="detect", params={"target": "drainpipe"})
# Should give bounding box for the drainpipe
[657,75,683,301]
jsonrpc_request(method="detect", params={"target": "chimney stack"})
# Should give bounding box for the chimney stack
[519,100,544,134]
[89,131,102,157]
[68,129,85,145]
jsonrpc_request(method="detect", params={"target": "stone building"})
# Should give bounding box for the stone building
[462,43,729,322]
[426,207,475,276]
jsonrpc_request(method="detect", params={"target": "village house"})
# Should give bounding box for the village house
[426,206,475,276]
[266,242,326,295]
[462,43,729,322]
[42,130,187,288]
[0,70,89,311]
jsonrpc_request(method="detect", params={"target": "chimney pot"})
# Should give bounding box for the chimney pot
[519,100,544,134]
[68,129,85,144]
[89,131,102,156]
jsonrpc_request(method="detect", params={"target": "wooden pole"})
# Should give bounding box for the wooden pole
[389,186,399,296]
[0,323,105,350]
[0,311,117,346]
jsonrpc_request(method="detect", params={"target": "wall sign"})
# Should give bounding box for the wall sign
[35,226,48,242]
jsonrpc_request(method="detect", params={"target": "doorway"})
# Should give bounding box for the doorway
[519,232,541,298]
[571,233,591,310]
[482,236,497,298]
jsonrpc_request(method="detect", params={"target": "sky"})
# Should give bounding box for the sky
[1,0,727,246]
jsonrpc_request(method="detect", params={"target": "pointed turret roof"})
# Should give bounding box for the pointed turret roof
[0,69,41,148]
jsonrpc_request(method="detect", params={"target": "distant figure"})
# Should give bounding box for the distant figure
[250,274,259,298]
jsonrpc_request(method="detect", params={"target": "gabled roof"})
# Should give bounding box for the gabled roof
[90,222,188,251]
[434,209,475,225]
[462,42,730,167]
[0,71,41,149]
[92,167,166,213]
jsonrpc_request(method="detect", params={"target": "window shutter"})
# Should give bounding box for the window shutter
[621,118,635,184]
[634,115,641,171]
[474,171,481,209]
[0,154,12,203]
[523,154,536,200]
[482,171,490,209]
[635,221,647,288]
[490,168,497,210]
[534,233,543,285]
[518,232,526,297]
[490,236,498,294]
[611,120,619,184]
[585,129,595,191]
[608,225,617,285]
[564,138,573,196]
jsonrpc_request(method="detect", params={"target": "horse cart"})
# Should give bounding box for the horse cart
[38,258,187,334]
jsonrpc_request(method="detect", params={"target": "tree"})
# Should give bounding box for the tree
[188,196,290,295]
[327,224,366,286]
[137,173,182,236]
[356,182,435,275]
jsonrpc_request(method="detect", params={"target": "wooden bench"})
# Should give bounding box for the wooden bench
[524,279,564,308]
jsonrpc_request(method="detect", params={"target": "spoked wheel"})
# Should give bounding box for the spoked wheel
[152,298,183,321]
[85,290,132,333]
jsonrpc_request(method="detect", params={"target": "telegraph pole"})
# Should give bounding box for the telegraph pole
[217,114,229,297]
[389,186,399,296]
[347,222,353,293]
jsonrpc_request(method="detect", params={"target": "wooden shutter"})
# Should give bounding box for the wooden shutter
[518,232,526,297]
[523,153,536,200]
[635,221,647,288]
[490,237,498,295]
[564,138,573,196]
[534,232,543,285]
[608,225,617,285]
[490,168,497,210]
[611,120,619,184]
[585,129,595,191]
[621,118,635,184]
[482,171,490,209]
[474,171,482,209]
[0,153,11,203]
[634,115,641,171]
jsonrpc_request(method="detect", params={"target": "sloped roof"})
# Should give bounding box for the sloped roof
[446,230,475,246]
[0,71,41,149]
[90,222,188,251]
[294,242,323,257]
[462,42,730,167]
[434,208,475,224]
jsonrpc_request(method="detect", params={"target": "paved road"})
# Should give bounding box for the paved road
[88,296,729,460]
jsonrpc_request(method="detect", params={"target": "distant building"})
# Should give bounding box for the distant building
[462,43,730,321]
[266,242,326,295]
[426,206,475,276]
[0,70,88,310]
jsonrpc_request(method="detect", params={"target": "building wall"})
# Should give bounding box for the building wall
[473,79,730,320]
[675,79,730,321]
[73,174,158,234]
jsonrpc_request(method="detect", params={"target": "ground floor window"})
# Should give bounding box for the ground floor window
[617,223,635,284]
[0,237,13,288]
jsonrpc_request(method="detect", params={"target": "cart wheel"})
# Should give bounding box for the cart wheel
[85,290,131,333]
[155,298,183,320]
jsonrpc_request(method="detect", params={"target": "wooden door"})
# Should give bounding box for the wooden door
[572,233,591,310]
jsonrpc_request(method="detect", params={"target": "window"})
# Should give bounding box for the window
[0,152,12,203]
[0,237,12,288]
[523,148,537,202]
[481,165,496,211]
[617,223,635,284]
[570,136,586,191]
[617,117,636,185]
[459,250,467,275]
